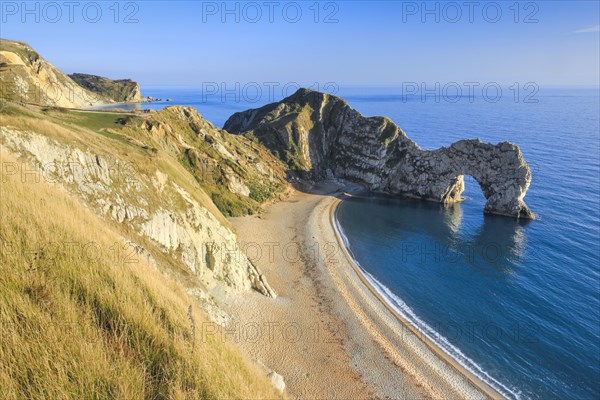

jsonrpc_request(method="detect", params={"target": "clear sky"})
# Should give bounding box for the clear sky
[2,1,599,87]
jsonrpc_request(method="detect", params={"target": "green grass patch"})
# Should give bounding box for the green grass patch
[67,111,138,132]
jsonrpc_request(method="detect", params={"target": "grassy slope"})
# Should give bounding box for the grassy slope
[0,104,233,228]
[137,107,288,217]
[0,148,282,399]
[0,39,108,107]
[1,103,288,218]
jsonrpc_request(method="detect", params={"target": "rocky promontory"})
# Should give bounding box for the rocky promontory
[69,73,143,103]
[0,39,107,107]
[0,39,144,107]
[225,89,534,219]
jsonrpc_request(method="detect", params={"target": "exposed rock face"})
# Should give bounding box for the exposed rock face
[225,89,534,219]
[134,105,289,217]
[0,125,276,298]
[69,73,143,103]
[0,39,107,107]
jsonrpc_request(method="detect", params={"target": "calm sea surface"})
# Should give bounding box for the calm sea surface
[98,87,600,400]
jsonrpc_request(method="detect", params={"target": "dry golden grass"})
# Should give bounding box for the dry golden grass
[1,103,232,229]
[0,149,282,399]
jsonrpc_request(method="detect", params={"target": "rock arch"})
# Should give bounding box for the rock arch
[224,89,535,219]
[385,139,534,219]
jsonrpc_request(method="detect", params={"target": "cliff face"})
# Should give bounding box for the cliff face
[0,39,107,107]
[69,73,143,103]
[225,89,534,219]
[0,40,144,107]
[132,106,289,217]
[0,37,290,303]
[0,103,281,303]
[0,147,284,400]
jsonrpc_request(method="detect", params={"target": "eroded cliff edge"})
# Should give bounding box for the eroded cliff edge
[0,39,143,107]
[225,88,534,219]
[69,73,143,103]
[0,104,287,308]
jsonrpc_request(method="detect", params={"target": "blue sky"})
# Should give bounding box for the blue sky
[2,1,599,86]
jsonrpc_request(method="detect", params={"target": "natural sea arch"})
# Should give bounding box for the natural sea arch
[384,139,534,219]
[224,89,535,219]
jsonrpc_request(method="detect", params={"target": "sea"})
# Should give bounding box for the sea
[94,86,600,400]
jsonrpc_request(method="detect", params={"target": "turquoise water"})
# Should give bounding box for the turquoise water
[100,87,599,399]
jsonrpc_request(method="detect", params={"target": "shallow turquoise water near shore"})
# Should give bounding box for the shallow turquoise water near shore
[99,87,600,399]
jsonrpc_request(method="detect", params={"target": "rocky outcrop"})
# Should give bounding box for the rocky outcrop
[267,371,286,393]
[0,125,276,298]
[0,39,107,107]
[69,73,143,103]
[256,360,286,394]
[225,89,534,219]
[133,105,289,217]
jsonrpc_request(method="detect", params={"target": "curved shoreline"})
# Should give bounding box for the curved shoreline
[226,184,505,399]
[328,194,505,400]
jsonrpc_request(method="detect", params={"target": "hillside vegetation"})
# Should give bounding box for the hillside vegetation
[0,101,290,397]
[69,73,143,103]
[0,39,292,399]
[128,106,289,216]
[1,103,288,217]
[0,39,107,107]
[1,102,283,295]
[0,148,282,399]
